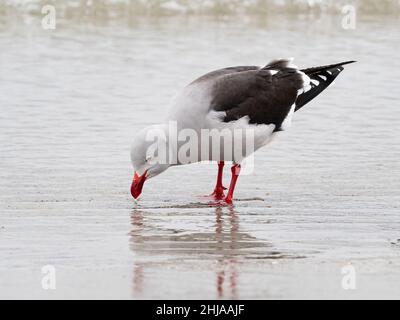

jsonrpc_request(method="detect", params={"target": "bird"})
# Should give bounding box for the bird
[130,58,355,203]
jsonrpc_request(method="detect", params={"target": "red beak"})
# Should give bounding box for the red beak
[131,170,148,199]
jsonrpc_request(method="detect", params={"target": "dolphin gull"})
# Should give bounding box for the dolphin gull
[130,59,355,203]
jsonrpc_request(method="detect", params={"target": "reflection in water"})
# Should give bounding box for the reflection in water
[131,210,144,296]
[215,206,238,299]
[132,264,144,296]
[129,205,281,299]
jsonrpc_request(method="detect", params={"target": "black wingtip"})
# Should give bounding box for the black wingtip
[301,60,356,75]
[295,60,355,112]
[340,60,357,66]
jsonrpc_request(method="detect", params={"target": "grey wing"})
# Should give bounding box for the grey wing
[209,67,305,131]
[191,66,260,84]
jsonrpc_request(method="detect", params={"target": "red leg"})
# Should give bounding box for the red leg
[211,161,226,200]
[224,164,241,204]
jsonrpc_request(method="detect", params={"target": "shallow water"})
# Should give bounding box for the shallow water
[1,10,400,299]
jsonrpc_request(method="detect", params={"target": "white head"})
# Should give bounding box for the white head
[130,125,171,199]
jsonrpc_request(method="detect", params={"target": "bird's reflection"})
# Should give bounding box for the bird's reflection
[130,209,144,296]
[129,204,266,299]
[215,206,239,299]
